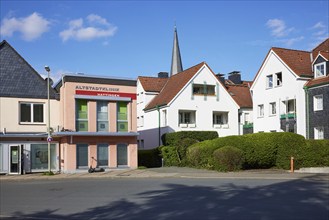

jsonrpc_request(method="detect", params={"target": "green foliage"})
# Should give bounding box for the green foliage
[176,138,199,165]
[298,140,329,168]
[42,171,54,176]
[138,148,162,168]
[160,146,180,166]
[162,131,218,146]
[213,146,245,171]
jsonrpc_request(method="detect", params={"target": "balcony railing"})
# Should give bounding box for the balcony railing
[280,113,296,119]
[243,123,253,129]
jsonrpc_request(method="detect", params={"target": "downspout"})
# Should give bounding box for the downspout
[304,86,310,139]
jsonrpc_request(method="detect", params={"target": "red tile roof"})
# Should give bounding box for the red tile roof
[305,75,329,88]
[144,62,206,110]
[312,38,329,60]
[319,51,329,60]
[226,84,252,108]
[272,47,312,77]
[138,76,168,92]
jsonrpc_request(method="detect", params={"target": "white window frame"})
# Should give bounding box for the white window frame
[269,102,276,116]
[213,111,229,128]
[258,104,264,118]
[313,94,323,111]
[314,62,326,78]
[19,102,45,124]
[266,75,273,89]
[314,127,324,140]
[179,110,196,127]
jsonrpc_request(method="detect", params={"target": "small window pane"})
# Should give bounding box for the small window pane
[20,103,31,122]
[33,104,44,122]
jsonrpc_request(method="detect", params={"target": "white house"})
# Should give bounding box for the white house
[250,38,329,137]
[137,62,252,149]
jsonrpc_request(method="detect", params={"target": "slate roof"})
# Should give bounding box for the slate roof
[138,76,168,93]
[226,84,252,108]
[144,62,205,110]
[0,40,58,99]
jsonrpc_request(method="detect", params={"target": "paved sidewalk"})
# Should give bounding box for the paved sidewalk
[1,167,328,181]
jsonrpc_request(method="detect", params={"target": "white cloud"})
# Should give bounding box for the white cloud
[266,19,294,38]
[0,12,50,41]
[278,36,304,47]
[59,14,117,42]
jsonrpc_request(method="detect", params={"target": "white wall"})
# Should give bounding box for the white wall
[251,51,308,136]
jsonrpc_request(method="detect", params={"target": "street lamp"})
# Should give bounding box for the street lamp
[45,66,51,173]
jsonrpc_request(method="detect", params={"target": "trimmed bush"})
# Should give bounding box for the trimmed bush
[298,140,329,168]
[162,131,218,146]
[213,146,245,171]
[160,146,180,166]
[138,148,162,168]
[176,138,199,164]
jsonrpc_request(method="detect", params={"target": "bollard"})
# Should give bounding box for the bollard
[290,157,294,173]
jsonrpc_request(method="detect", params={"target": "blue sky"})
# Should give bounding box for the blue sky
[1,1,328,82]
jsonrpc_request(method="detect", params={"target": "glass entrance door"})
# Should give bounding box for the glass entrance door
[10,145,20,174]
[117,144,128,166]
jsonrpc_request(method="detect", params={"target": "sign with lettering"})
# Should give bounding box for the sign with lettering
[76,90,136,100]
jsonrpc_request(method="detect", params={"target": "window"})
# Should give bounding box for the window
[314,127,324,139]
[258,104,264,117]
[162,110,167,126]
[31,144,56,170]
[97,101,108,131]
[76,144,88,168]
[314,63,325,78]
[117,102,128,132]
[193,84,215,95]
[244,113,251,124]
[269,102,276,115]
[313,95,323,111]
[287,99,295,113]
[76,100,88,131]
[213,112,228,125]
[97,144,108,167]
[275,72,282,86]
[20,103,44,123]
[266,75,273,89]
[179,111,196,124]
[117,144,128,166]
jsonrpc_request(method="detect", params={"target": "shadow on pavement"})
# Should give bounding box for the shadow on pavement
[8,174,329,220]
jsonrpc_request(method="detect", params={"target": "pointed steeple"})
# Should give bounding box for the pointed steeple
[170,25,183,76]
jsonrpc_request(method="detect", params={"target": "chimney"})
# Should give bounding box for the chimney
[216,73,226,85]
[158,72,169,78]
[228,71,241,84]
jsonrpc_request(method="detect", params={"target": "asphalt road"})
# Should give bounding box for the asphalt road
[1,175,328,220]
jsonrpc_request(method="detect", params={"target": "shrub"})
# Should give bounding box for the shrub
[176,138,199,164]
[298,140,329,167]
[162,131,218,146]
[160,146,180,166]
[138,148,162,168]
[213,146,245,171]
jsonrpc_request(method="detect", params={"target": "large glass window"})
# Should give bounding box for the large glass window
[193,84,215,95]
[76,100,88,131]
[97,144,109,167]
[97,101,108,131]
[20,103,44,123]
[77,144,88,168]
[31,144,56,170]
[315,63,325,78]
[117,144,128,166]
[117,102,128,132]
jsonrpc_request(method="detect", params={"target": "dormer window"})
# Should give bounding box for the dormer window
[314,62,326,78]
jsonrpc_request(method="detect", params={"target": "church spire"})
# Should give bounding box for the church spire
[170,25,183,76]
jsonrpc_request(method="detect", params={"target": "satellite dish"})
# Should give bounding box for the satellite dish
[45,77,54,86]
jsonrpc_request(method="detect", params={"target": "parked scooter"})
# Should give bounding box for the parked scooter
[88,157,105,173]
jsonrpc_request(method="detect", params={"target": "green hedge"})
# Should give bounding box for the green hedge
[213,146,245,172]
[160,146,180,166]
[298,140,329,168]
[186,132,321,170]
[138,148,162,168]
[161,131,218,146]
